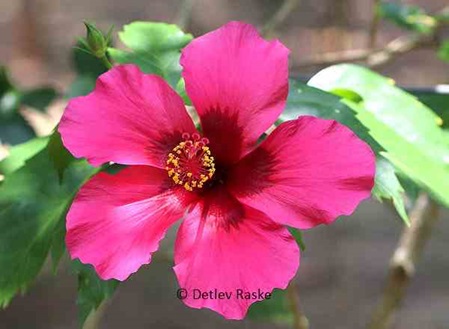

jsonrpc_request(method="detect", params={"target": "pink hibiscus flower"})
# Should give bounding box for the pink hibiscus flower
[59,22,375,319]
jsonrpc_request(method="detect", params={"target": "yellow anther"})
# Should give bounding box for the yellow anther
[165,134,215,191]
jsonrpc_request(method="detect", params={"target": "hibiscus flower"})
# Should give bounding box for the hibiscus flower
[59,21,375,319]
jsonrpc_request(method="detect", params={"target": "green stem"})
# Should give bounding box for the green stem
[287,281,309,329]
[99,55,113,70]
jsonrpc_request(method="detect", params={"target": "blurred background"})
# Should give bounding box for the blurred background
[0,0,448,328]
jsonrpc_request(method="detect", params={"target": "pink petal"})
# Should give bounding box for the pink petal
[181,21,289,165]
[228,116,376,229]
[59,64,196,167]
[66,166,195,280]
[173,189,299,319]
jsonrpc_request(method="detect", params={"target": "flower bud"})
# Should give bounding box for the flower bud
[82,21,112,58]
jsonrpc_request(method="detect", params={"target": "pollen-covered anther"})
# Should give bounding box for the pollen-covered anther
[166,133,215,191]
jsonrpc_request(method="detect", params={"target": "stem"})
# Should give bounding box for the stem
[176,0,195,30]
[83,300,110,329]
[367,194,440,329]
[367,0,381,49]
[287,281,309,329]
[262,0,301,37]
[99,55,113,70]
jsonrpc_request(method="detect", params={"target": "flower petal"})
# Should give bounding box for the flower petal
[66,166,195,280]
[228,116,376,229]
[173,191,299,319]
[59,64,196,167]
[181,22,289,165]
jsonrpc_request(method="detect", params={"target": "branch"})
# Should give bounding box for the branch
[83,300,110,329]
[295,5,448,69]
[176,0,196,30]
[367,0,381,49]
[294,32,430,69]
[287,280,309,329]
[262,0,301,37]
[367,194,440,329]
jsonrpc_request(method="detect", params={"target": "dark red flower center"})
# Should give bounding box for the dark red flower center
[166,132,216,191]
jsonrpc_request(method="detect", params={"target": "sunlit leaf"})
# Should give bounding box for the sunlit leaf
[108,22,193,87]
[0,137,48,175]
[282,79,409,222]
[309,64,449,208]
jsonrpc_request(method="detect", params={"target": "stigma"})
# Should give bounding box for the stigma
[166,132,215,191]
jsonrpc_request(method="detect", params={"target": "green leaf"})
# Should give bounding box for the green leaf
[409,87,449,129]
[48,129,76,182]
[437,40,449,62]
[308,64,449,208]
[0,66,14,95]
[74,261,119,326]
[378,1,437,34]
[0,66,20,118]
[73,42,107,77]
[372,158,409,224]
[108,22,193,87]
[283,80,409,222]
[66,42,108,99]
[330,88,364,103]
[0,137,48,175]
[21,87,58,112]
[0,149,96,307]
[282,80,381,151]
[0,66,36,145]
[67,75,97,98]
[247,289,293,324]
[289,228,306,251]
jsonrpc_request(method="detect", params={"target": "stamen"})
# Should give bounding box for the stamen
[166,133,216,191]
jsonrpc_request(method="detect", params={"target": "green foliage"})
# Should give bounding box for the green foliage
[437,40,449,62]
[372,158,409,224]
[289,228,306,252]
[21,87,58,112]
[410,87,449,129]
[378,1,437,34]
[248,289,293,324]
[108,22,193,87]
[0,66,34,144]
[0,146,96,307]
[308,64,449,208]
[73,261,119,325]
[0,137,48,175]
[1,67,57,145]
[48,129,76,182]
[0,132,118,325]
[282,80,409,223]
[330,88,364,104]
[67,42,108,98]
